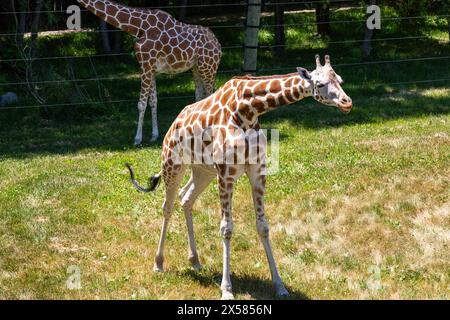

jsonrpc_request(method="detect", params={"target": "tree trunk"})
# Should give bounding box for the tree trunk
[243,0,262,74]
[316,1,331,37]
[10,0,46,107]
[113,30,123,54]
[100,21,112,54]
[362,27,374,57]
[179,0,188,21]
[362,0,376,57]
[274,1,285,58]
[17,12,26,46]
[12,0,27,47]
[30,0,44,57]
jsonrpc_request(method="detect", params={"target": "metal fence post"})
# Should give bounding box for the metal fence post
[243,0,262,74]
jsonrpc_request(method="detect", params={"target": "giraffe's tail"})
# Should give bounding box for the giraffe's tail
[125,163,162,193]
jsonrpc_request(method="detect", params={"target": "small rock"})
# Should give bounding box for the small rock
[0,92,18,107]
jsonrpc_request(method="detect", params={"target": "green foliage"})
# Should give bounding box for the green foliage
[382,0,449,16]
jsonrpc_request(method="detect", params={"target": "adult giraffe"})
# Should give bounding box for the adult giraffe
[77,0,222,144]
[125,55,353,299]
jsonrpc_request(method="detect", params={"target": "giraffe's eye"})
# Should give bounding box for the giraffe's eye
[317,83,325,88]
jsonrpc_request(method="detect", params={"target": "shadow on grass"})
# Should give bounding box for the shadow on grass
[0,96,192,160]
[0,80,448,160]
[178,268,309,300]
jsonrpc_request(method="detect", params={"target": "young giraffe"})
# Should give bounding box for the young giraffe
[125,55,352,299]
[77,0,222,144]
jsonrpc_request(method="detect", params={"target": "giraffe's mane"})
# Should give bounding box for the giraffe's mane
[232,72,298,80]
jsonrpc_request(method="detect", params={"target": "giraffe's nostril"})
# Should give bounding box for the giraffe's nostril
[340,96,352,106]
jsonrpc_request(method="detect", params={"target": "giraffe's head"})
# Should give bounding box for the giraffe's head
[297,55,352,113]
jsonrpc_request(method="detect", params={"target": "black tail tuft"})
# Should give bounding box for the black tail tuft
[147,173,162,192]
[125,163,161,193]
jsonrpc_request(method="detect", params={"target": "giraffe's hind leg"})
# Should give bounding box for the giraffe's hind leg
[200,71,216,99]
[216,164,245,300]
[180,166,215,271]
[154,163,186,273]
[179,174,193,200]
[195,51,220,99]
[147,75,159,143]
[192,67,206,101]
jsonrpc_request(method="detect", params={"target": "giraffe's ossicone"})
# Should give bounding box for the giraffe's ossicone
[125,55,352,299]
[77,0,222,144]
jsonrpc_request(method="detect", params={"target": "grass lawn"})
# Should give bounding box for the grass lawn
[0,7,449,299]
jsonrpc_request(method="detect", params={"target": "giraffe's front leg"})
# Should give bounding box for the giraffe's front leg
[217,165,243,300]
[134,98,148,147]
[219,199,234,300]
[134,66,154,146]
[247,164,289,298]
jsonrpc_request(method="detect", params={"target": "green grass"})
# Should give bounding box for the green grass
[0,7,449,299]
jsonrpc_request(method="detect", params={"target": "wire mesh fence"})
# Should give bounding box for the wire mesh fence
[0,1,449,111]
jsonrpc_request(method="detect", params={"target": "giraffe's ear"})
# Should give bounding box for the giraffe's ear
[297,67,311,80]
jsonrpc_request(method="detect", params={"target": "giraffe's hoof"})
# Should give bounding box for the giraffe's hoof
[189,256,202,272]
[274,283,289,298]
[192,264,202,272]
[190,262,202,272]
[153,264,164,273]
[134,139,142,147]
[221,290,234,300]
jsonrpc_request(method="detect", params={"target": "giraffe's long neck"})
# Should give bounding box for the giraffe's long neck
[77,0,144,38]
[236,73,312,125]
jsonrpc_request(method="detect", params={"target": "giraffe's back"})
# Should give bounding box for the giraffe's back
[133,9,221,74]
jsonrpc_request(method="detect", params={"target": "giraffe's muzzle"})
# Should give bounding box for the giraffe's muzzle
[338,97,353,114]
